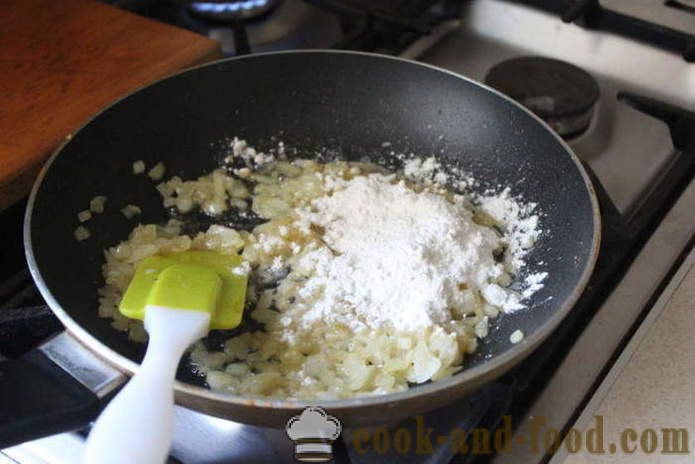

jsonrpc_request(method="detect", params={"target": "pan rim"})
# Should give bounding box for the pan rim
[24,49,601,412]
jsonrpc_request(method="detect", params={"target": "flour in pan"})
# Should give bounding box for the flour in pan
[478,188,540,269]
[402,155,547,310]
[295,173,524,331]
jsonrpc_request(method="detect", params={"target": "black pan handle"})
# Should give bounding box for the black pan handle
[0,333,125,448]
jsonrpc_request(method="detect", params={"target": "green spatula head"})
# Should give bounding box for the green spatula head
[119,251,248,330]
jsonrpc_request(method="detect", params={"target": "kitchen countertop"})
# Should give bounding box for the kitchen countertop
[554,246,695,462]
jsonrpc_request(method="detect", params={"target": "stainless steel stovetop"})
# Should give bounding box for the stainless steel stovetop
[3,1,694,463]
[409,2,694,463]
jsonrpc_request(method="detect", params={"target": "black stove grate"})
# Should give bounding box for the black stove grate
[0,271,61,359]
[513,0,695,63]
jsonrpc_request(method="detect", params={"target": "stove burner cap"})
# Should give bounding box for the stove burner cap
[484,56,600,138]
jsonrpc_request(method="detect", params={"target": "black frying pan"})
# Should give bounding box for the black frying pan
[1,51,599,446]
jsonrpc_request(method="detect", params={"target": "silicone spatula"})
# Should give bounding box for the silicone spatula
[83,251,248,464]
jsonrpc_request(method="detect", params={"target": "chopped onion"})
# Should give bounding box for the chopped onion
[77,210,92,223]
[510,330,524,344]
[90,196,107,213]
[132,160,146,174]
[148,162,166,181]
[121,204,142,219]
[74,226,90,241]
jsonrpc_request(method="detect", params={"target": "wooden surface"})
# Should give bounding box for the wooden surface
[0,0,221,210]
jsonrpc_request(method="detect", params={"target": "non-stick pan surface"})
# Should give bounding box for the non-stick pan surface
[26,51,599,427]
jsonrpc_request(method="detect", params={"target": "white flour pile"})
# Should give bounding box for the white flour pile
[296,174,520,332]
[402,156,547,300]
[98,142,547,399]
[478,187,541,270]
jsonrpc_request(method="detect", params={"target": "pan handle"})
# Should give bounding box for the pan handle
[0,332,126,448]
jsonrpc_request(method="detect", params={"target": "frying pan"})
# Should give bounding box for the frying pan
[0,51,599,446]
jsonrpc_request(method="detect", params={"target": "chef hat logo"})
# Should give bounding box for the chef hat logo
[286,407,342,462]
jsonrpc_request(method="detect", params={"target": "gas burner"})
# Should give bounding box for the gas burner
[178,0,342,55]
[484,56,600,138]
[185,0,281,22]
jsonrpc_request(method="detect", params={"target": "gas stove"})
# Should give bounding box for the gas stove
[2,1,694,463]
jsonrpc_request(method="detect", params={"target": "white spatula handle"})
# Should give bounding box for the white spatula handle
[83,306,210,464]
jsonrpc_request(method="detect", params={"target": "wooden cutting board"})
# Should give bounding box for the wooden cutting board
[0,0,221,211]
